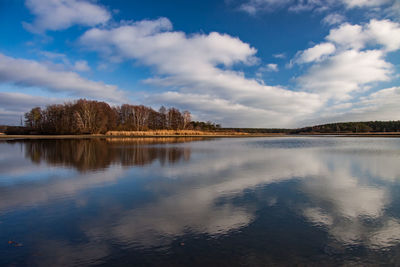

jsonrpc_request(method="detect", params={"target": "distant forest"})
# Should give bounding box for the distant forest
[292,121,400,134]
[225,121,400,134]
[8,99,220,135]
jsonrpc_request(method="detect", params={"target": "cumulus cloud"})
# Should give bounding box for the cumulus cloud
[148,92,289,127]
[295,42,336,64]
[341,87,400,121]
[23,0,111,33]
[327,19,400,52]
[0,53,124,102]
[79,17,322,127]
[294,19,398,105]
[263,63,279,71]
[39,51,91,72]
[341,0,392,8]
[298,49,393,99]
[322,13,346,25]
[75,16,400,127]
[295,73,398,127]
[80,18,256,68]
[273,53,286,59]
[73,60,90,72]
[367,19,400,52]
[293,86,400,126]
[326,23,367,50]
[239,0,293,14]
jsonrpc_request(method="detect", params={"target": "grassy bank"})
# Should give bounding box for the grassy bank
[2,132,400,139]
[0,130,287,139]
[3,130,400,139]
[105,130,250,136]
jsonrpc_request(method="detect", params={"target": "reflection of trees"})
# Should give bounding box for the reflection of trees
[22,138,204,171]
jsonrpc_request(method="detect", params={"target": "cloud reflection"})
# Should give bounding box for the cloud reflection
[1,137,400,265]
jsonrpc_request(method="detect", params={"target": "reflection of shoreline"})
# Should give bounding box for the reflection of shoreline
[19,138,199,171]
[104,137,209,144]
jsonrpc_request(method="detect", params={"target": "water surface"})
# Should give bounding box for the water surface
[1,137,400,266]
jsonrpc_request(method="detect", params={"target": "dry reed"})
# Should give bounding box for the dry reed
[105,130,249,136]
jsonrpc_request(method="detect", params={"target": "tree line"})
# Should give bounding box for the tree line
[219,121,400,134]
[21,99,220,134]
[292,121,400,134]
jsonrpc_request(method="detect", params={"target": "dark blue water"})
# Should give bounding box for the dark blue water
[1,137,400,266]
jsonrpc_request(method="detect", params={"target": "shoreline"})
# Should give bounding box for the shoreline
[1,132,400,139]
[0,133,286,139]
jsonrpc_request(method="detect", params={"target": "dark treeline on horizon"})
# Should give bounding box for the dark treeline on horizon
[224,121,400,134]
[18,99,220,134]
[292,121,400,133]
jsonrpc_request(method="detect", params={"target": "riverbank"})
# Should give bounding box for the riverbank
[1,131,400,139]
[0,133,287,139]
[298,132,400,137]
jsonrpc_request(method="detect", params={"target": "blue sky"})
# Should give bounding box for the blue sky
[0,0,399,127]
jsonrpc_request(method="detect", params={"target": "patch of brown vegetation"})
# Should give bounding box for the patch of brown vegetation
[105,130,249,136]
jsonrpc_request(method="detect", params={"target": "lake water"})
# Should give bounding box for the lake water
[1,137,400,266]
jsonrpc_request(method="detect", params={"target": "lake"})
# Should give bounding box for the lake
[1,137,400,266]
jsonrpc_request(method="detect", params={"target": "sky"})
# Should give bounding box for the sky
[0,0,399,127]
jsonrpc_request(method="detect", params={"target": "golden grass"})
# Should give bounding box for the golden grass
[105,130,249,136]
[105,137,207,144]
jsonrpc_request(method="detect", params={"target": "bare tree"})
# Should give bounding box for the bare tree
[183,110,191,129]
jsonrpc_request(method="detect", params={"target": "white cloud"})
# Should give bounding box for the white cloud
[237,0,394,14]
[79,18,322,127]
[322,13,346,25]
[326,23,367,50]
[367,19,400,52]
[73,60,90,72]
[385,1,400,19]
[23,0,111,33]
[348,87,400,120]
[298,49,393,99]
[267,63,278,71]
[295,19,399,104]
[255,63,278,80]
[81,18,255,68]
[259,63,278,72]
[77,16,400,127]
[273,53,286,58]
[238,0,336,14]
[295,42,336,64]
[342,0,392,8]
[39,51,91,72]
[147,92,292,127]
[288,0,334,12]
[0,53,124,102]
[327,19,400,52]
[296,86,400,126]
[239,0,293,14]
[0,92,64,110]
